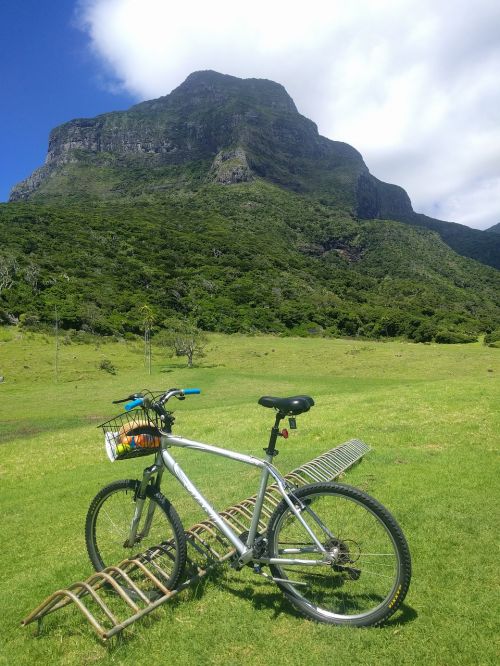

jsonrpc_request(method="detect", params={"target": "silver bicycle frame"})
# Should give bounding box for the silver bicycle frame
[159,434,330,567]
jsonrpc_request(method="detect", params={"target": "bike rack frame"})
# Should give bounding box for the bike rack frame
[22,439,370,640]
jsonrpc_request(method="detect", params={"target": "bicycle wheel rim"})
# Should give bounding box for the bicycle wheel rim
[87,482,181,588]
[268,488,405,623]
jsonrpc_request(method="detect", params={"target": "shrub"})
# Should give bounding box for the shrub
[156,318,208,368]
[484,329,500,348]
[435,331,477,344]
[19,313,41,330]
[288,322,324,337]
[410,322,437,343]
[0,310,17,325]
[98,358,117,374]
[73,330,95,344]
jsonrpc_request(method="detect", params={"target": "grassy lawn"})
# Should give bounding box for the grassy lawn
[0,329,498,665]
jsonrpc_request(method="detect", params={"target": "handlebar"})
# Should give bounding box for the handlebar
[124,398,144,411]
[122,388,201,412]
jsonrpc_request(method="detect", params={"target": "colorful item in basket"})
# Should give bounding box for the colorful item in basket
[116,433,161,455]
[115,419,162,457]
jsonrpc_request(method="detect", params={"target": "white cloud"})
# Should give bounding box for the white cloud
[78,0,500,230]
[429,177,500,229]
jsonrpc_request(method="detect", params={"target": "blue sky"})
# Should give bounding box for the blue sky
[1,1,499,230]
[0,1,134,202]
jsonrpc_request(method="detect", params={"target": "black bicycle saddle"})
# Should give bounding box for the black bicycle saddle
[258,395,314,415]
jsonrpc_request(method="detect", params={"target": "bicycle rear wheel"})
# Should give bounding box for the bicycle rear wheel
[267,482,411,626]
[85,479,186,595]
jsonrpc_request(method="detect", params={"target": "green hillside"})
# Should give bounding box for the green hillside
[399,212,500,270]
[1,181,499,341]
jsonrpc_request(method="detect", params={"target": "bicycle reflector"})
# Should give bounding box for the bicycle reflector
[281,429,289,439]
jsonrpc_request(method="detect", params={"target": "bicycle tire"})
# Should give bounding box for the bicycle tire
[85,479,187,596]
[267,482,411,626]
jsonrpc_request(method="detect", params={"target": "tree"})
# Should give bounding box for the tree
[157,318,208,368]
[140,305,156,375]
[24,263,40,293]
[0,254,17,295]
[80,302,102,334]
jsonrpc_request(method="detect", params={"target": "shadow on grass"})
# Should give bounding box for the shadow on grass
[101,568,224,650]
[216,576,304,620]
[383,602,418,627]
[28,568,224,651]
[215,573,418,628]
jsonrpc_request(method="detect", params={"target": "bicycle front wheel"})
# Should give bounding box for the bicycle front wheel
[85,479,186,593]
[267,482,411,626]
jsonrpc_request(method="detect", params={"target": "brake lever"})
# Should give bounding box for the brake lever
[112,393,141,404]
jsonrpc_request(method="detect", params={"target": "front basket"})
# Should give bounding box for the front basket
[99,410,162,462]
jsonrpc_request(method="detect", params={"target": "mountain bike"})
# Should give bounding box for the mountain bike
[85,388,411,627]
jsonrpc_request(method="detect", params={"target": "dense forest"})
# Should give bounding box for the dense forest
[1,181,499,343]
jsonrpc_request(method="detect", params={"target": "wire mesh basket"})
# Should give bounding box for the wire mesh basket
[99,409,163,462]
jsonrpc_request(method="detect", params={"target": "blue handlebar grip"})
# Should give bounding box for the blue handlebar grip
[182,388,201,395]
[125,398,144,411]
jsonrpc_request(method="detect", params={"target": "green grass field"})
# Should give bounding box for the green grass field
[0,329,498,665]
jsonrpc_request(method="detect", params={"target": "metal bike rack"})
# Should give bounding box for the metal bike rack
[22,439,370,640]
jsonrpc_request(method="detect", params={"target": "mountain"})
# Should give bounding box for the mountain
[2,71,500,342]
[396,213,500,270]
[10,70,500,271]
[486,222,500,234]
[10,71,410,217]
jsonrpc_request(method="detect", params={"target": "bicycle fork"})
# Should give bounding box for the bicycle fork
[124,461,164,548]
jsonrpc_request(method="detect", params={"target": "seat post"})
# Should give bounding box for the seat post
[264,412,284,458]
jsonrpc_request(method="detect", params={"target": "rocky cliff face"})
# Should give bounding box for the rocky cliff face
[356,174,413,219]
[209,147,253,184]
[10,70,413,221]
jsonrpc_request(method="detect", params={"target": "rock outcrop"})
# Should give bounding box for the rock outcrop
[209,147,253,184]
